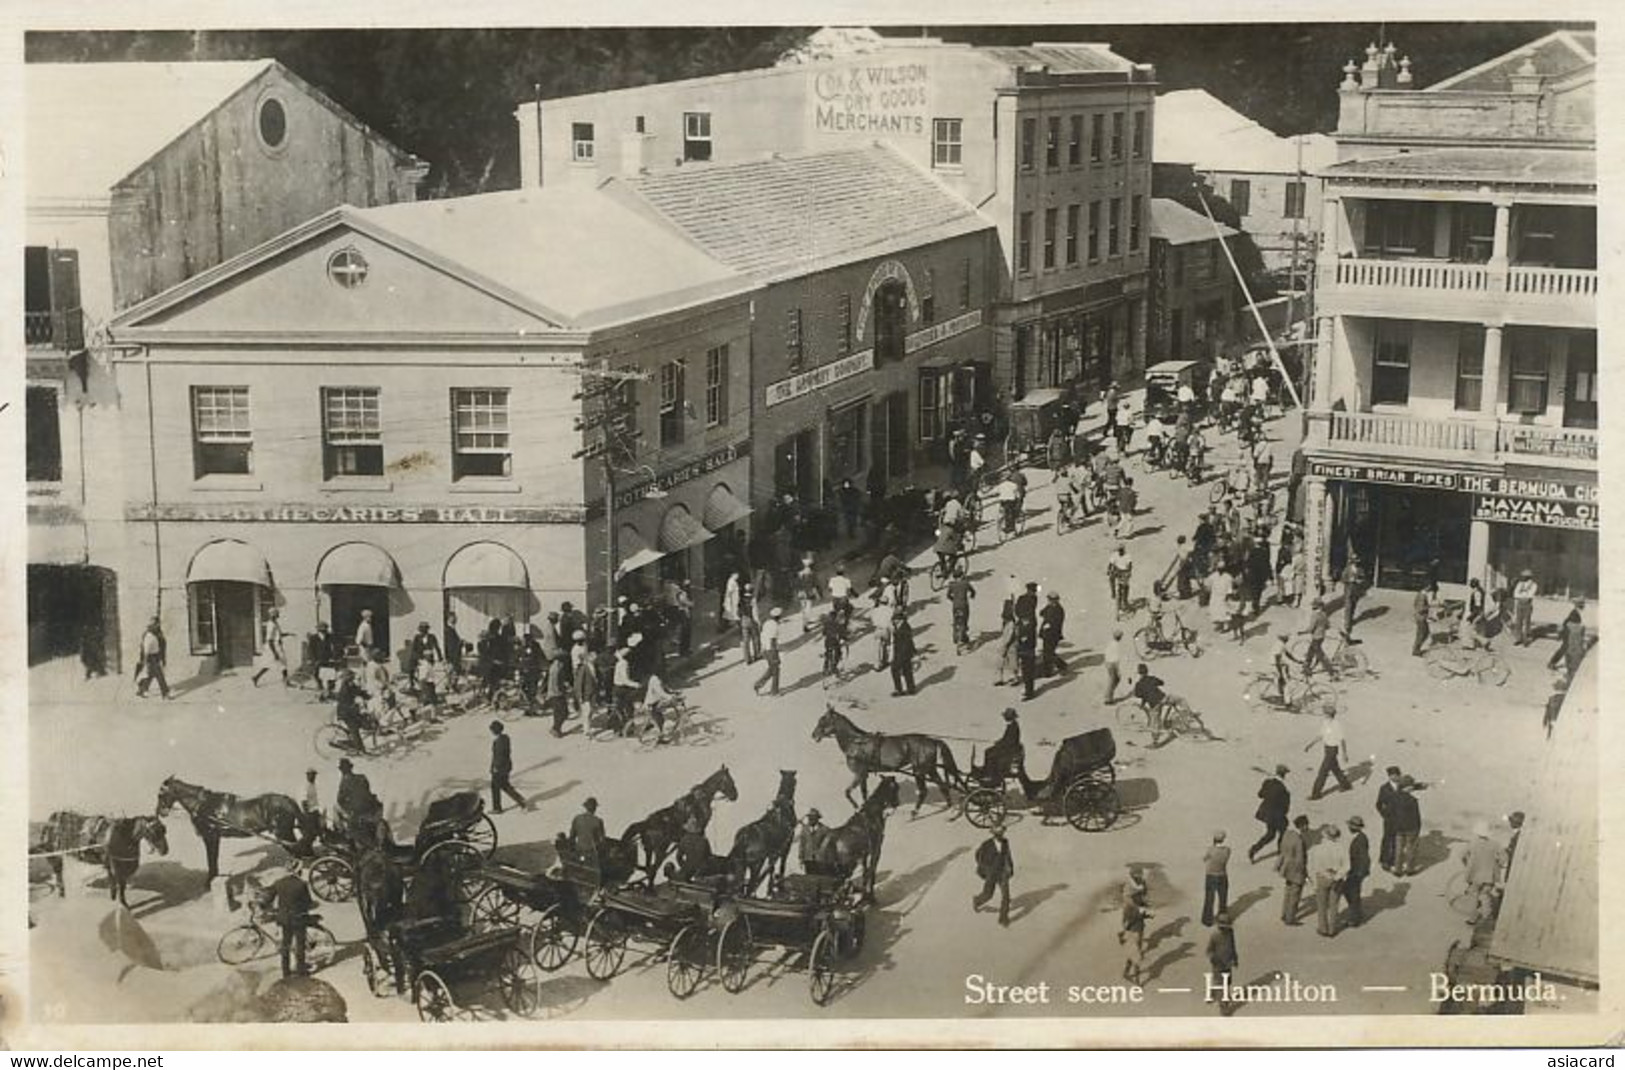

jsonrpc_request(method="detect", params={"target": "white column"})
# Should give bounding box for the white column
[1479,324,1504,419]
[1318,196,1342,265]
[1490,203,1511,266]
[1468,519,1491,588]
[1312,315,1336,409]
[1302,476,1330,589]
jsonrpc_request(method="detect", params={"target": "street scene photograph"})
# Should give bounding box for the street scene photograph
[15,12,1608,1044]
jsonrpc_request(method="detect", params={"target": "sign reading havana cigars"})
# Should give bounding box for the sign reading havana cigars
[763,310,983,409]
[126,503,584,524]
[1472,495,1597,531]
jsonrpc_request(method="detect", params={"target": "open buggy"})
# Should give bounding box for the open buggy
[962,727,1121,831]
[304,790,497,905]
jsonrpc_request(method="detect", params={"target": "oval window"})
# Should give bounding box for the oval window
[258,97,287,149]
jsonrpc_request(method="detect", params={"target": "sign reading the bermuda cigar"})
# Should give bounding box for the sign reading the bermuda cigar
[810,62,929,136]
[126,502,585,523]
[1472,495,1598,531]
[764,348,875,408]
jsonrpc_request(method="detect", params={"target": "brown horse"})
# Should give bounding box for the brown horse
[812,706,965,813]
[35,812,169,906]
[804,775,902,901]
[156,776,303,886]
[622,766,738,887]
[728,770,797,895]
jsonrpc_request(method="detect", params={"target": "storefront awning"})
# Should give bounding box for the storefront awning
[703,484,752,531]
[658,505,713,553]
[616,524,665,579]
[187,539,272,587]
[316,542,400,588]
[444,541,529,590]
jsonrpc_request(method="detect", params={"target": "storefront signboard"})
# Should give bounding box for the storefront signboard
[612,440,747,509]
[810,62,929,138]
[1307,459,1471,491]
[1499,427,1598,462]
[764,349,875,409]
[904,310,983,354]
[1472,495,1598,531]
[1308,459,1597,504]
[127,503,585,524]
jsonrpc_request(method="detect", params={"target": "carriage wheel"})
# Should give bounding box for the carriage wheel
[583,910,627,980]
[529,905,577,972]
[361,944,391,998]
[422,840,483,890]
[216,924,265,966]
[961,786,1007,830]
[717,915,753,994]
[498,945,541,1017]
[665,925,706,1000]
[306,856,356,903]
[303,924,338,972]
[808,930,837,1006]
[1063,779,1120,832]
[312,724,349,762]
[461,816,499,858]
[469,883,521,933]
[414,969,456,1022]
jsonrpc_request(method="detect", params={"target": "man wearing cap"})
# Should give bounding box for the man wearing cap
[1205,911,1239,1004]
[1310,824,1346,937]
[946,564,976,655]
[310,621,340,699]
[1248,765,1291,863]
[1038,592,1068,677]
[1511,569,1538,646]
[1300,597,1336,680]
[354,608,376,659]
[985,708,1038,797]
[671,816,714,881]
[488,721,526,814]
[1014,610,1039,701]
[570,631,596,721]
[799,809,830,875]
[1344,816,1371,928]
[612,644,638,728]
[134,617,171,700]
[335,757,382,847]
[570,797,606,869]
[334,668,370,754]
[1277,814,1310,925]
[1548,599,1590,682]
[890,609,919,697]
[256,865,315,977]
[1340,554,1368,634]
[1305,703,1351,800]
[1375,766,1405,873]
[972,824,1014,926]
[1391,775,1423,877]
[1201,831,1231,927]
[752,608,783,697]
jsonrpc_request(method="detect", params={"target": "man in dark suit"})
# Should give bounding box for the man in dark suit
[1016,614,1039,701]
[1247,764,1291,863]
[1013,581,1039,624]
[257,866,315,977]
[972,825,1014,926]
[890,610,918,696]
[1038,593,1067,677]
[1375,766,1404,872]
[488,721,526,814]
[1344,815,1371,927]
[443,613,464,681]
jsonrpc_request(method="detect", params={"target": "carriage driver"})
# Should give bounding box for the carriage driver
[985,709,1040,799]
[799,808,832,876]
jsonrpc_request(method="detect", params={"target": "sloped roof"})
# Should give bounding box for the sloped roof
[26,60,276,202]
[354,186,748,328]
[1426,30,1595,92]
[976,43,1138,75]
[1149,198,1236,246]
[1322,146,1594,188]
[617,144,989,280]
[1155,89,1337,175]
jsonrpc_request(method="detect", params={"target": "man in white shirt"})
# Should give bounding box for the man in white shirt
[827,565,854,628]
[1511,569,1539,646]
[1305,703,1352,800]
[752,608,784,697]
[968,440,988,486]
[995,475,1022,534]
[354,609,376,656]
[1309,825,1347,937]
[1102,629,1124,703]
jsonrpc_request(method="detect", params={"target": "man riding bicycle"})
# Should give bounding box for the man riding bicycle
[996,473,1023,535]
[933,524,965,580]
[1130,663,1172,743]
[1146,585,1191,650]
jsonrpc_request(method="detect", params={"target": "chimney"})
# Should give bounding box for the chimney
[1510,54,1543,94]
[619,130,652,177]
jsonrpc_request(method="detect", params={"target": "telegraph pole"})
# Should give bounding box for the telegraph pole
[572,360,646,648]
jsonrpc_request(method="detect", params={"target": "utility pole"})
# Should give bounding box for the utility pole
[1196,189,1303,414]
[572,360,647,648]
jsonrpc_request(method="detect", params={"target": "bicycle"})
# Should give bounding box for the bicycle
[1116,693,1213,744]
[1288,630,1371,681]
[1054,490,1082,535]
[1423,640,1510,687]
[996,498,1028,544]
[218,908,338,970]
[1108,574,1135,621]
[1133,617,1204,660]
[1240,671,1339,715]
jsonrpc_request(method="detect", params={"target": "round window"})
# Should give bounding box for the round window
[257,97,288,150]
[327,248,369,290]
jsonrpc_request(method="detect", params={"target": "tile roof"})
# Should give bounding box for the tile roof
[617,144,989,280]
[1426,30,1595,92]
[354,186,748,328]
[1154,89,1337,175]
[1322,146,1595,188]
[26,60,276,202]
[975,44,1137,75]
[1149,198,1236,246]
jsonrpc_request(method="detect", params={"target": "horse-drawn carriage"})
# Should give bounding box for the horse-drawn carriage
[305,791,497,904]
[961,727,1121,832]
[688,873,869,1005]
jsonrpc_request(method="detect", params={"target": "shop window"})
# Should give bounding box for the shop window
[190,582,218,654]
[1020,117,1036,171]
[931,118,963,168]
[921,268,936,326]
[959,258,972,311]
[1229,179,1251,218]
[1508,346,1549,415]
[1017,212,1033,274]
[874,281,908,364]
[1045,116,1060,169]
[704,345,728,428]
[1067,115,1082,165]
[1087,202,1101,262]
[1043,209,1057,270]
[836,294,852,354]
[683,112,712,162]
[1108,198,1122,256]
[1130,195,1144,251]
[659,359,687,447]
[322,386,383,478]
[192,386,253,477]
[1371,322,1413,406]
[1089,114,1104,163]
[657,547,689,586]
[786,308,804,371]
[26,385,61,483]
[1132,111,1147,158]
[1110,112,1125,160]
[571,122,595,162]
[1284,181,1306,220]
[1065,205,1079,265]
[918,369,949,443]
[827,400,867,481]
[451,387,512,479]
[1454,326,1485,412]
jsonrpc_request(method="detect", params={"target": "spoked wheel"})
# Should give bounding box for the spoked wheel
[583,910,627,980]
[928,563,949,593]
[808,930,837,1006]
[423,839,484,891]
[717,915,753,994]
[1476,653,1510,688]
[469,884,521,933]
[1063,779,1120,831]
[312,724,350,762]
[636,715,666,749]
[462,816,499,858]
[497,945,541,1017]
[362,944,392,998]
[666,925,707,999]
[1297,680,1341,715]
[304,924,338,971]
[306,855,356,903]
[961,786,1007,830]
[216,924,265,966]
[529,904,578,972]
[414,969,457,1022]
[1132,626,1161,661]
[1424,647,1460,681]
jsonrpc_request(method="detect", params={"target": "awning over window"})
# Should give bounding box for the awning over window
[702,483,752,531]
[187,539,273,587]
[444,541,529,590]
[616,524,665,578]
[658,505,713,553]
[316,542,400,588]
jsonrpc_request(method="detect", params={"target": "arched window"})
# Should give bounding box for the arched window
[873,280,908,364]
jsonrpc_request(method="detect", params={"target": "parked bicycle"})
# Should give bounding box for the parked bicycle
[1240,671,1340,715]
[1117,692,1214,745]
[1288,629,1372,681]
[218,906,338,970]
[1423,640,1510,687]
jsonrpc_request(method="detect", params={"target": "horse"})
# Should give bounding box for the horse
[804,775,902,901]
[622,765,738,887]
[811,706,965,813]
[35,811,170,906]
[156,776,304,886]
[727,770,797,895]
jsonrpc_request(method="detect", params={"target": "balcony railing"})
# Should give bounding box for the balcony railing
[1496,423,1598,463]
[1315,410,1597,468]
[1506,265,1598,298]
[24,308,84,350]
[1334,259,1492,293]
[1327,411,1481,454]
[25,310,53,345]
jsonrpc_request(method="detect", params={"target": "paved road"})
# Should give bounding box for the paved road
[29,415,1571,1022]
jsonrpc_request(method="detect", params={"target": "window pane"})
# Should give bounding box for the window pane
[26,385,62,482]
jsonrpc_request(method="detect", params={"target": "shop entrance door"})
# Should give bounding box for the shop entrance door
[327,585,391,657]
[213,582,259,669]
[446,587,527,647]
[774,429,817,502]
[1564,335,1597,429]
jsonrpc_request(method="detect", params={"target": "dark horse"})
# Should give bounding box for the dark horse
[35,812,169,906]
[727,770,797,895]
[804,775,902,901]
[622,766,738,887]
[156,776,303,886]
[812,706,965,813]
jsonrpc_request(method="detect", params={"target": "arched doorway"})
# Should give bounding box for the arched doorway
[316,541,400,657]
[873,279,909,364]
[443,541,532,642]
[186,539,274,669]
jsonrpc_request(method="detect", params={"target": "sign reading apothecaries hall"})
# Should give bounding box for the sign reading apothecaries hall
[126,502,585,524]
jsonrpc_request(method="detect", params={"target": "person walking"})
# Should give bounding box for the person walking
[1015,613,1039,701]
[354,609,376,659]
[1462,823,1505,926]
[570,632,596,722]
[1375,766,1405,872]
[1207,566,1233,637]
[796,562,820,634]
[1310,824,1346,938]
[134,617,171,699]
[1245,539,1272,618]
[1248,764,1291,863]
[739,583,762,664]
[544,651,571,737]
[1341,554,1368,634]
[1205,912,1239,1006]
[1510,569,1539,646]
[257,866,315,978]
[1547,599,1590,681]
[518,632,546,714]
[1162,536,1193,601]
[890,610,918,696]
[1343,815,1371,928]
[971,824,1014,926]
[1119,878,1152,984]
[251,608,290,687]
[1278,814,1310,925]
[443,613,464,684]
[570,797,606,872]
[1410,582,1438,657]
[1301,598,1336,680]
[488,721,527,815]
[1102,629,1125,704]
[947,565,976,655]
[1306,703,1352,800]
[752,608,783,697]
[1201,831,1231,926]
[1038,592,1067,677]
[1391,775,1423,876]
